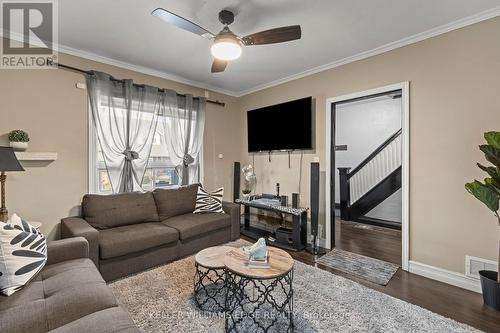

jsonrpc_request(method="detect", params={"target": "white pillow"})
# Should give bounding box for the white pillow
[0,214,47,296]
[193,187,224,214]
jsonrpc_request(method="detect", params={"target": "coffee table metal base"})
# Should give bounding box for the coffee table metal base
[224,268,294,333]
[194,263,226,312]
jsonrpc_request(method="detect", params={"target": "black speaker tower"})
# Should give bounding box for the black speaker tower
[233,162,240,202]
[307,162,326,255]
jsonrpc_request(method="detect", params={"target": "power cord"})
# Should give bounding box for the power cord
[298,150,304,197]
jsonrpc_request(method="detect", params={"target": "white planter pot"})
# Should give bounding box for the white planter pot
[10,141,28,151]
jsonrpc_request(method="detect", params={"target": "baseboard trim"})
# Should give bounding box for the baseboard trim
[409,261,482,294]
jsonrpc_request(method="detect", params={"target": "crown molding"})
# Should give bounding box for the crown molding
[234,6,500,97]
[2,5,500,98]
[0,29,239,97]
[58,43,239,97]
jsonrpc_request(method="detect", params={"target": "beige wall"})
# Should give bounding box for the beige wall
[238,17,500,274]
[0,46,241,240]
[1,16,499,275]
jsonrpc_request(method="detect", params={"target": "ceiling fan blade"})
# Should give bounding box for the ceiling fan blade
[152,8,215,39]
[211,59,228,73]
[242,25,301,46]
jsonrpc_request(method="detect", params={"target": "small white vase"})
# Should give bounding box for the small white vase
[10,141,28,151]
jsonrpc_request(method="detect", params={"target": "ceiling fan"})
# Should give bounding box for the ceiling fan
[151,8,301,73]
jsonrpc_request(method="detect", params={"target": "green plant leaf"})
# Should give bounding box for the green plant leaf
[479,145,500,167]
[477,163,500,180]
[465,180,500,212]
[478,165,500,191]
[484,178,500,194]
[494,180,500,190]
[485,131,500,149]
[491,183,500,194]
[7,130,29,142]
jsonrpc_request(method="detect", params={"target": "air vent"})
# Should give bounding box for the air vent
[465,256,498,279]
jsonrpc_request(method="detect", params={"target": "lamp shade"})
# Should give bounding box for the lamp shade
[211,39,242,60]
[0,146,24,172]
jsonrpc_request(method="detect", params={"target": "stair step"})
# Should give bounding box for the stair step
[353,216,402,230]
[349,166,402,220]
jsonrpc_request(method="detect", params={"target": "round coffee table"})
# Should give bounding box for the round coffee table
[224,247,294,333]
[194,246,234,312]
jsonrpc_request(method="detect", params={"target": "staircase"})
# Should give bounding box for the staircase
[338,129,402,229]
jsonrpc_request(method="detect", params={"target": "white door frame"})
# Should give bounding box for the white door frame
[325,82,410,271]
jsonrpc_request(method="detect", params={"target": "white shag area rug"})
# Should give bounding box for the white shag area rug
[109,240,480,333]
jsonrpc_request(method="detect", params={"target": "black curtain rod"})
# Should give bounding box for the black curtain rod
[55,63,226,107]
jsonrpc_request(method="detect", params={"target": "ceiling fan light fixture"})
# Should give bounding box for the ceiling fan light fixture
[211,37,242,61]
[152,8,302,73]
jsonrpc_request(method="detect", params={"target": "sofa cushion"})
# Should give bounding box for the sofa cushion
[82,192,159,229]
[162,213,231,240]
[49,307,139,333]
[41,259,105,295]
[0,278,44,312]
[40,258,97,281]
[44,258,117,330]
[0,299,48,333]
[153,183,199,220]
[99,223,179,259]
[0,258,119,332]
[45,278,117,330]
[0,259,98,312]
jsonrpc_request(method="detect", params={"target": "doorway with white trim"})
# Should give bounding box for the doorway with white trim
[325,82,410,271]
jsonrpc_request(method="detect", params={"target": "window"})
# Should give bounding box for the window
[139,132,180,191]
[89,110,188,194]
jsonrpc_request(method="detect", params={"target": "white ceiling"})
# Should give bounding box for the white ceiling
[57,0,500,96]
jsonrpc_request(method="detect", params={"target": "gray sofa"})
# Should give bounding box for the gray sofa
[61,184,241,281]
[0,237,139,333]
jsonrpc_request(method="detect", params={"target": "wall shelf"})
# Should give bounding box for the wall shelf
[15,152,58,161]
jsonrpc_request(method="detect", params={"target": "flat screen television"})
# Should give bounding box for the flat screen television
[247,96,313,152]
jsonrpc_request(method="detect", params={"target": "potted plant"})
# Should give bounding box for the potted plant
[465,131,500,310]
[8,130,30,151]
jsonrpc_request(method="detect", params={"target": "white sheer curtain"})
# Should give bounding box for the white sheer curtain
[160,90,206,185]
[86,71,160,193]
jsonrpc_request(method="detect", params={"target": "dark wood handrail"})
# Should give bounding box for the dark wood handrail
[347,129,402,179]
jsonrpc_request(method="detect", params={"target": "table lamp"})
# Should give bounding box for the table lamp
[0,146,24,222]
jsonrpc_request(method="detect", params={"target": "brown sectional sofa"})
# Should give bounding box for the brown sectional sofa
[61,184,241,281]
[0,237,139,333]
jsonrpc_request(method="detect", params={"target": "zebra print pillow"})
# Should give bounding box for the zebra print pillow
[193,187,224,214]
[0,214,47,296]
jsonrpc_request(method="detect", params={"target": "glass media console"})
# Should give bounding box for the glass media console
[235,196,308,251]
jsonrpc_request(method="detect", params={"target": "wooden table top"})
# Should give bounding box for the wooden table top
[195,246,235,269]
[224,246,294,279]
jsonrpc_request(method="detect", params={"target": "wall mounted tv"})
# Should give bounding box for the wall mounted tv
[247,96,313,152]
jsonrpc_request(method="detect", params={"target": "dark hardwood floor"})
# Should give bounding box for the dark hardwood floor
[334,218,402,265]
[242,218,500,332]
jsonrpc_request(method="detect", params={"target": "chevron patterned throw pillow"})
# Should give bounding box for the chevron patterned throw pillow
[193,187,224,214]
